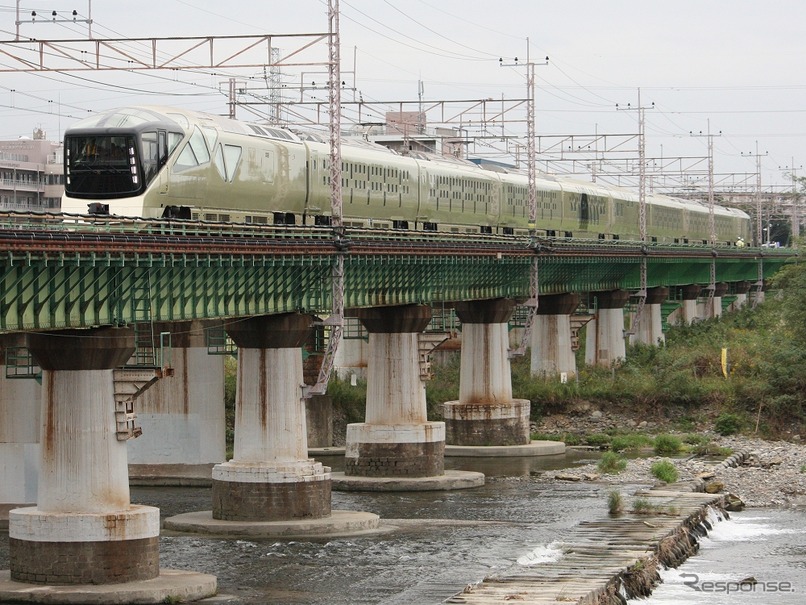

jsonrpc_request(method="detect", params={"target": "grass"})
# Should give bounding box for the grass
[650,459,679,483]
[610,432,653,452]
[598,451,628,474]
[607,490,624,515]
[801,465,806,474]
[631,497,680,516]
[653,434,683,456]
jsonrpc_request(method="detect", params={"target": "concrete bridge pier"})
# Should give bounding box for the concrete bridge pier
[530,293,580,379]
[335,305,483,490]
[165,313,380,538]
[731,280,752,310]
[711,282,730,319]
[630,287,669,347]
[2,327,216,603]
[444,299,528,445]
[677,284,702,325]
[0,334,40,520]
[128,320,225,484]
[213,313,330,521]
[585,290,630,367]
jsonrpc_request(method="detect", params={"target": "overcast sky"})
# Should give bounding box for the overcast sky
[1,0,804,192]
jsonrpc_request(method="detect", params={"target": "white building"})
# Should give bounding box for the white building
[0,128,64,212]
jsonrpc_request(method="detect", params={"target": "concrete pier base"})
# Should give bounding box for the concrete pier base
[331,469,484,491]
[0,569,217,604]
[164,509,382,539]
[445,440,566,457]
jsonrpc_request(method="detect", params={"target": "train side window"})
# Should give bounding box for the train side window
[213,144,243,182]
[392,220,409,229]
[502,227,514,235]
[173,127,210,173]
[314,215,332,226]
[423,222,437,231]
[480,225,492,234]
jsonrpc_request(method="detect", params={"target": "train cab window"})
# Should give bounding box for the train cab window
[651,236,658,243]
[612,234,619,241]
[564,231,573,238]
[423,222,437,231]
[392,220,409,229]
[173,127,211,173]
[480,225,492,234]
[502,227,514,236]
[598,233,605,240]
[547,230,556,237]
[314,215,332,226]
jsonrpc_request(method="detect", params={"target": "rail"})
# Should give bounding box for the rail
[0,210,796,260]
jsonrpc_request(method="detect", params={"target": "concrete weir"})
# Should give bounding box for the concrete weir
[445,484,731,604]
[1,327,215,604]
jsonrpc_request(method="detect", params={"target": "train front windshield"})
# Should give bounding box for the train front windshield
[65,132,161,198]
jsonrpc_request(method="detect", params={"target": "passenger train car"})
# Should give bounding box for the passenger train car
[61,106,751,244]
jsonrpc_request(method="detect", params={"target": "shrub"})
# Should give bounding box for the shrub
[598,451,627,474]
[651,459,679,483]
[654,434,683,456]
[585,433,612,448]
[607,490,624,515]
[610,433,653,452]
[714,412,743,436]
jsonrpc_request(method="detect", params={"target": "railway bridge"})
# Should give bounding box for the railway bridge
[0,211,796,599]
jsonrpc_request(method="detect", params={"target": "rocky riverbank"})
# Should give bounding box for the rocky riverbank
[529,434,806,508]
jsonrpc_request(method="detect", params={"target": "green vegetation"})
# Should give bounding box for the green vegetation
[653,434,683,456]
[714,412,743,436]
[607,490,624,515]
[598,451,628,474]
[650,460,679,483]
[316,259,805,442]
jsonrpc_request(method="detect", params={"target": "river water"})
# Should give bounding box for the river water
[1,452,804,604]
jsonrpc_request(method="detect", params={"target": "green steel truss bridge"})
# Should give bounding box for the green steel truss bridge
[0,212,796,334]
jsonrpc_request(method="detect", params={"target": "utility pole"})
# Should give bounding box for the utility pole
[741,144,767,247]
[308,0,344,396]
[617,90,653,334]
[741,143,767,306]
[691,123,721,316]
[779,159,802,247]
[500,41,548,358]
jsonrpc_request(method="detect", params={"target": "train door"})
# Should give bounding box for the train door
[579,192,590,231]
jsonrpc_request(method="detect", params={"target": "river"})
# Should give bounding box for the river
[1,451,803,604]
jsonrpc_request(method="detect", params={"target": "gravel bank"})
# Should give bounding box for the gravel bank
[530,435,806,508]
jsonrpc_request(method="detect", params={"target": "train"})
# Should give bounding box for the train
[61,105,751,244]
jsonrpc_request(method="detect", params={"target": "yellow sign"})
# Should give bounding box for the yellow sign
[721,348,728,378]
